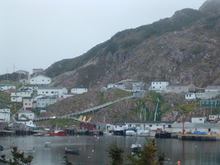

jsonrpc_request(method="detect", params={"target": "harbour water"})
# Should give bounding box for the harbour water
[0,135,220,165]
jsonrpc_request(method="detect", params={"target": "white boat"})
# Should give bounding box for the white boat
[103,131,113,136]
[136,128,155,137]
[125,130,137,136]
[131,144,141,153]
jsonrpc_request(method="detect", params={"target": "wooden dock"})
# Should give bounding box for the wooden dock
[177,133,220,141]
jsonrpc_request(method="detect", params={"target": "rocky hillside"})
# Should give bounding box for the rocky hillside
[35,0,220,124]
[39,88,214,124]
[44,0,220,91]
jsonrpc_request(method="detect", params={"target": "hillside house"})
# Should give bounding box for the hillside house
[209,115,220,121]
[33,68,43,74]
[204,86,220,99]
[29,75,51,85]
[37,87,68,96]
[200,99,220,107]
[11,91,32,102]
[107,83,126,90]
[149,81,169,92]
[185,93,196,100]
[133,91,145,98]
[23,97,34,110]
[37,96,57,108]
[71,88,88,94]
[166,83,195,93]
[132,82,145,92]
[191,117,206,123]
[0,106,10,122]
[18,110,35,120]
[0,84,16,91]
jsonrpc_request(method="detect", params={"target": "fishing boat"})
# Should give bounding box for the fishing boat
[49,130,66,136]
[33,133,44,137]
[65,149,80,155]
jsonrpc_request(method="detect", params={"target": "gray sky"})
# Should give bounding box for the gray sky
[0,0,206,75]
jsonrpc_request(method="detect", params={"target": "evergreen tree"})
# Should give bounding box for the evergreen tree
[128,138,165,165]
[0,147,33,165]
[107,142,124,165]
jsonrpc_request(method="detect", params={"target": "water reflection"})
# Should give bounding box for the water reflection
[0,136,220,165]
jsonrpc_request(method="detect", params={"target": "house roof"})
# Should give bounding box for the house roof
[30,75,51,79]
[205,86,220,90]
[38,87,66,90]
[19,110,34,114]
[0,106,9,109]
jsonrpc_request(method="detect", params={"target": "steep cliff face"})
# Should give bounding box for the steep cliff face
[39,1,220,123]
[45,1,220,90]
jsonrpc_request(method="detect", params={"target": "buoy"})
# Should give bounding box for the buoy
[177,161,181,164]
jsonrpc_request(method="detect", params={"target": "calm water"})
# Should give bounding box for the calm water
[0,135,220,165]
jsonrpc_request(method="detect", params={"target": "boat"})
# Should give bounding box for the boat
[44,142,51,147]
[136,128,150,136]
[131,144,141,153]
[155,131,171,138]
[33,133,44,137]
[65,149,80,155]
[49,130,66,136]
[103,131,113,136]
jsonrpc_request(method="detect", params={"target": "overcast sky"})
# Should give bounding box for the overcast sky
[0,0,206,75]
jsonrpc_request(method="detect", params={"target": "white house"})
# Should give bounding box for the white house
[204,86,220,99]
[71,88,88,94]
[37,96,57,108]
[185,93,196,100]
[114,121,173,132]
[107,83,126,90]
[0,84,16,91]
[18,110,35,120]
[0,106,10,122]
[29,75,51,85]
[37,87,68,96]
[150,81,169,92]
[132,82,145,92]
[191,117,206,123]
[166,83,195,93]
[11,91,32,102]
[23,97,34,110]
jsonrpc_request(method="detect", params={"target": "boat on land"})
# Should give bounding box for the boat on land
[131,144,141,153]
[49,130,66,136]
[65,149,80,155]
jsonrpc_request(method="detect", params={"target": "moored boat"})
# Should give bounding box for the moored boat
[33,133,44,137]
[49,130,66,136]
[65,149,80,155]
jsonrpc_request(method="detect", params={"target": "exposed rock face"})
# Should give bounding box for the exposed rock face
[40,1,220,123]
[44,1,220,91]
